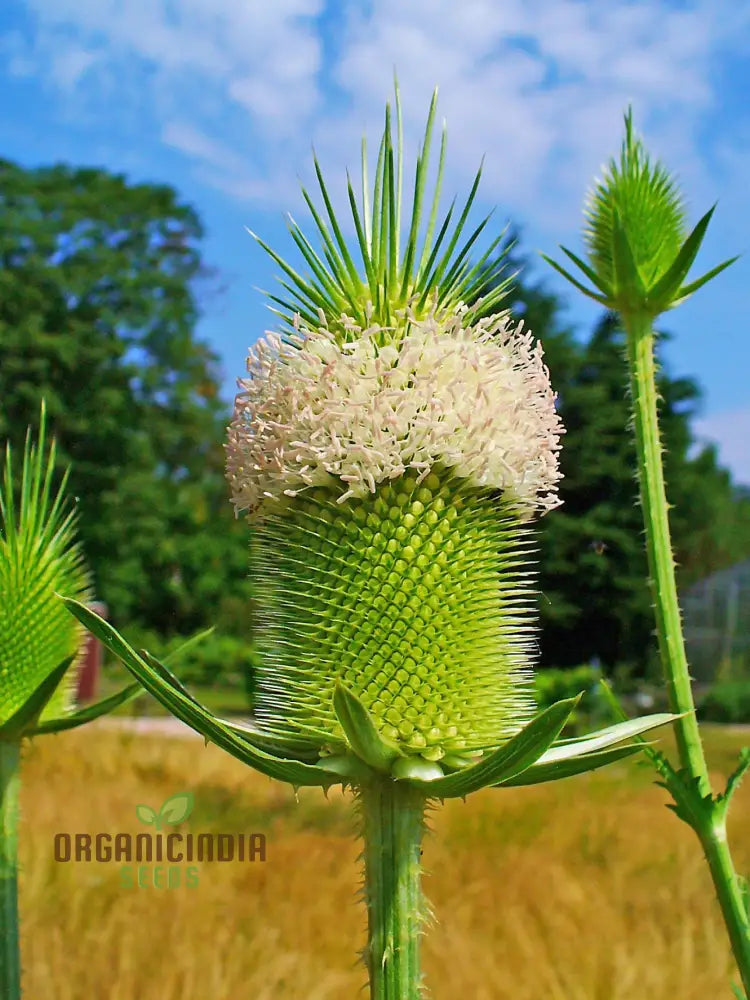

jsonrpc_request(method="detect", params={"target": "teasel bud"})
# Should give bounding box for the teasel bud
[0,405,91,734]
[543,108,737,320]
[0,405,140,741]
[1,408,144,1000]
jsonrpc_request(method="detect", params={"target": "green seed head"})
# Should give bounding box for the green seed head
[250,469,535,760]
[584,108,687,292]
[0,410,91,726]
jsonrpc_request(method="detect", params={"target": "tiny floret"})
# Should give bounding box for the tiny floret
[226,306,563,518]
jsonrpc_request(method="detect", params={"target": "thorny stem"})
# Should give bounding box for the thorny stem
[359,778,426,1000]
[0,739,21,1000]
[624,314,750,995]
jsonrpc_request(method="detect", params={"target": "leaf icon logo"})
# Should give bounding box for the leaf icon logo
[135,792,194,830]
[158,792,194,826]
[135,804,157,826]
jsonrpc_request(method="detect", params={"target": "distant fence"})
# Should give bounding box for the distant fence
[681,561,750,683]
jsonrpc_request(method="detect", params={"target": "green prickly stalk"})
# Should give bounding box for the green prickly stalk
[63,87,678,1000]
[545,107,750,996]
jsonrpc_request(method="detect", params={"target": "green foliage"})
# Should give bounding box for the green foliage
[534,665,602,709]
[699,682,750,725]
[0,157,248,635]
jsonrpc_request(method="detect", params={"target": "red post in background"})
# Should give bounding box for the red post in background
[75,601,107,703]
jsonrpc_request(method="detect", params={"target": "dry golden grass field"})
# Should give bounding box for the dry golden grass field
[17,723,750,1000]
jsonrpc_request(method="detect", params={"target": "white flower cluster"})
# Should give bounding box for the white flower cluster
[226,307,563,517]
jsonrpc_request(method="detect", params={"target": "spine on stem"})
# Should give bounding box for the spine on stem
[0,739,21,1000]
[359,780,427,1000]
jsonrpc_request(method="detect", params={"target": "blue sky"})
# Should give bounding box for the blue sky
[2,0,749,483]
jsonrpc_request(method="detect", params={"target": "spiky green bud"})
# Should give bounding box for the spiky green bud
[0,407,91,732]
[543,108,737,319]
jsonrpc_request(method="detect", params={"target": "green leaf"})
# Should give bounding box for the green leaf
[646,204,716,308]
[161,627,215,668]
[716,747,750,823]
[404,697,579,797]
[316,753,371,782]
[333,683,402,772]
[540,713,677,762]
[559,245,614,297]
[136,804,156,825]
[497,743,644,787]
[29,682,141,735]
[0,655,75,740]
[158,791,194,826]
[61,599,339,788]
[672,255,739,306]
[140,650,201,706]
[221,718,339,762]
[539,253,610,305]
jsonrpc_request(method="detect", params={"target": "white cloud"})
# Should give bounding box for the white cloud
[694,408,750,486]
[161,121,244,173]
[8,0,750,242]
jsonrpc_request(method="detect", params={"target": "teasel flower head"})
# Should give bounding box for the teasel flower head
[63,88,677,796]
[222,82,571,782]
[543,109,737,321]
[0,406,142,741]
[0,405,91,736]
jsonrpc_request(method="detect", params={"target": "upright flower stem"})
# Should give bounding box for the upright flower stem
[359,779,426,1000]
[624,313,750,994]
[0,739,21,1000]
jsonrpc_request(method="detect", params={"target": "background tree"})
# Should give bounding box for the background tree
[0,158,250,638]
[505,249,750,674]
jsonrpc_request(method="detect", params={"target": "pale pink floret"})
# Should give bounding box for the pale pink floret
[226,306,563,518]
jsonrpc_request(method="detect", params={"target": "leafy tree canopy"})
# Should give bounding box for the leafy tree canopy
[0,157,249,637]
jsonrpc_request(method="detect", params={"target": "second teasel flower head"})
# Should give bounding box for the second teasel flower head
[227,86,564,778]
[544,108,738,320]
